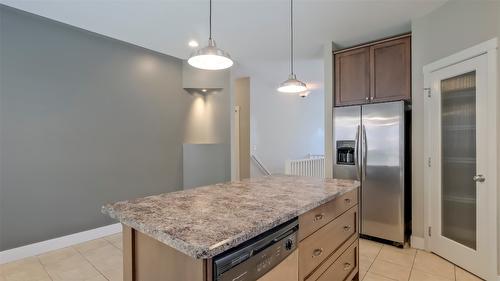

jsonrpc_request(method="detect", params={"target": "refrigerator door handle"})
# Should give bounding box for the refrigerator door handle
[354,125,361,180]
[362,125,368,181]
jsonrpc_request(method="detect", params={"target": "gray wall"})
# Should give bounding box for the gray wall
[183,144,229,189]
[411,0,499,238]
[181,62,231,186]
[182,61,231,145]
[411,0,500,272]
[0,5,230,250]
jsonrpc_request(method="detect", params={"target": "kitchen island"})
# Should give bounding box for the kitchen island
[102,176,360,281]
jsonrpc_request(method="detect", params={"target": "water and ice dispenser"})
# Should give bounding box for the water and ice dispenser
[336,140,355,165]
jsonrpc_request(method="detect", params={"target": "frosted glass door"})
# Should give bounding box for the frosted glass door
[427,53,490,280]
[440,71,476,250]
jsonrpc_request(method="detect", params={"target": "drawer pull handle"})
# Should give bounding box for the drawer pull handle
[343,225,352,232]
[312,248,323,257]
[313,214,324,222]
[344,198,351,204]
[343,263,352,271]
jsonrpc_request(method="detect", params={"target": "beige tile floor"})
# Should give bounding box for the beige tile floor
[359,239,483,281]
[1,236,484,281]
[0,234,122,281]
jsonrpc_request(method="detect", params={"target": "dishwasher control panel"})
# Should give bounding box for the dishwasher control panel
[213,219,298,281]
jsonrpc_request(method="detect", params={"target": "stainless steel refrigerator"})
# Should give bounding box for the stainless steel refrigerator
[333,101,410,246]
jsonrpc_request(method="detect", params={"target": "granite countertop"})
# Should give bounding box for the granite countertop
[102,175,359,259]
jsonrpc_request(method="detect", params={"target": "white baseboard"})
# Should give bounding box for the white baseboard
[0,223,122,264]
[410,235,425,250]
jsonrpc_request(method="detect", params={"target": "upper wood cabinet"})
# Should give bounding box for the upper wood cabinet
[334,35,411,107]
[335,47,370,106]
[370,37,411,102]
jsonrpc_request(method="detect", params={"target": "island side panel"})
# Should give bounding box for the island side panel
[122,225,206,281]
[123,226,135,281]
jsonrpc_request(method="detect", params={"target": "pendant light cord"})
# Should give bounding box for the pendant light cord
[209,0,212,40]
[290,0,294,75]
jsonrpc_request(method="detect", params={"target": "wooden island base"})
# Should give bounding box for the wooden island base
[123,225,208,281]
[122,188,359,281]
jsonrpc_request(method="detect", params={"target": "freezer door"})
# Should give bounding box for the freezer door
[333,106,361,180]
[361,101,405,244]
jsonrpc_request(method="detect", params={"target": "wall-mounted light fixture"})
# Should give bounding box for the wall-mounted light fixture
[184,88,222,95]
[188,40,199,48]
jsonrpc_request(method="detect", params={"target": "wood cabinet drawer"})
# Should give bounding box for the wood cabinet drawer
[299,189,358,241]
[299,206,358,279]
[315,240,358,281]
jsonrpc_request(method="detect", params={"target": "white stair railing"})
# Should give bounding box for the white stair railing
[251,154,271,176]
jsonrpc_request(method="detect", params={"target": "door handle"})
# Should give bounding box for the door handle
[473,175,485,183]
[362,125,367,181]
[354,125,361,180]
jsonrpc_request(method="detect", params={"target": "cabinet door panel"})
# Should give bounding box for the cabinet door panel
[335,47,370,106]
[370,37,411,102]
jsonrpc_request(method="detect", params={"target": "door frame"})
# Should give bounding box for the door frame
[423,38,498,280]
[233,105,241,180]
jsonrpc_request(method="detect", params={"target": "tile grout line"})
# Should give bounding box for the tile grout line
[366,242,416,281]
[35,256,55,281]
[413,250,460,281]
[103,235,123,252]
[379,245,407,281]
[362,242,382,279]
[407,248,418,281]
[73,244,111,281]
[109,241,123,252]
[364,242,398,281]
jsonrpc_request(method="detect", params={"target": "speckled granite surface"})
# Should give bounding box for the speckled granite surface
[102,175,359,259]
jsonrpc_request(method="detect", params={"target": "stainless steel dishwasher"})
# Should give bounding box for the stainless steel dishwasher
[212,219,298,281]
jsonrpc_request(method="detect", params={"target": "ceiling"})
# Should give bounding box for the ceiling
[1,0,446,80]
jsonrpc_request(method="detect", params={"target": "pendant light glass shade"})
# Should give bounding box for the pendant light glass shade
[277,74,307,93]
[278,0,307,94]
[188,39,233,70]
[188,0,233,70]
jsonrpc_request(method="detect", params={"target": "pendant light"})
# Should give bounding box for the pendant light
[188,0,233,70]
[277,0,307,93]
